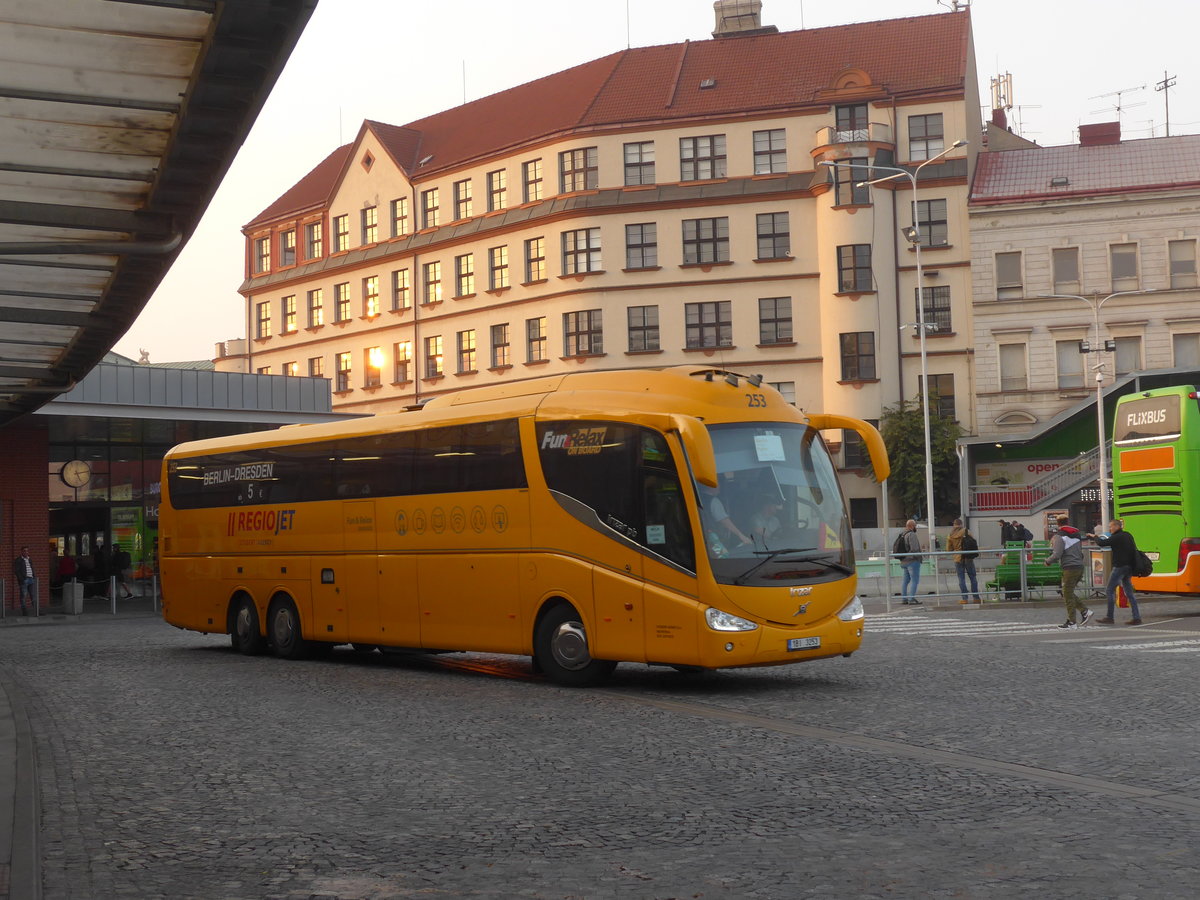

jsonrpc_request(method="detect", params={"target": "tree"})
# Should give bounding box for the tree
[879,396,963,524]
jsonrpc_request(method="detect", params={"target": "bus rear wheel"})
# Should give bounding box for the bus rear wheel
[534,603,616,687]
[230,596,265,655]
[269,597,311,660]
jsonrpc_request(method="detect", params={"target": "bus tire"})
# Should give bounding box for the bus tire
[268,596,311,660]
[229,595,265,655]
[533,602,616,687]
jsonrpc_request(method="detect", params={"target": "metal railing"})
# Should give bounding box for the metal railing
[1,573,160,620]
[814,122,893,146]
[969,441,1110,515]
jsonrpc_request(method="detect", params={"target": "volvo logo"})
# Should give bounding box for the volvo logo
[792,602,811,617]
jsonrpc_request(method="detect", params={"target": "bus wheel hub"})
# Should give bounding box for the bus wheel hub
[551,622,590,670]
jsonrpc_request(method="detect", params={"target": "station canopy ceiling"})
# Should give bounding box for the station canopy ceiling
[0,0,317,427]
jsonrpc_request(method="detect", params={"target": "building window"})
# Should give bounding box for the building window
[1114,336,1142,375]
[768,381,796,405]
[624,141,655,185]
[914,199,947,247]
[625,223,657,269]
[753,128,787,174]
[679,134,726,181]
[1169,239,1198,288]
[1111,242,1138,291]
[335,351,351,392]
[255,300,271,338]
[256,366,271,375]
[1173,332,1200,367]
[522,159,543,202]
[390,197,409,237]
[422,261,442,304]
[457,330,476,373]
[758,297,792,344]
[424,335,443,378]
[308,356,324,378]
[756,212,790,259]
[361,276,380,317]
[1052,247,1080,294]
[391,269,410,310]
[918,285,952,333]
[421,188,440,228]
[487,169,507,211]
[488,246,509,290]
[995,251,1023,299]
[393,341,412,382]
[833,156,870,205]
[682,217,729,264]
[361,206,378,244]
[839,332,876,380]
[334,282,350,322]
[525,237,546,282]
[304,221,323,259]
[559,147,598,192]
[564,309,603,356]
[843,420,879,469]
[1056,340,1084,389]
[627,305,660,352]
[849,497,878,528]
[363,346,382,387]
[454,253,475,296]
[526,317,547,362]
[307,289,323,327]
[453,179,473,219]
[999,343,1028,391]
[921,375,955,420]
[491,324,510,368]
[685,301,732,349]
[253,237,270,274]
[835,103,868,142]
[283,361,298,377]
[281,294,297,333]
[280,230,296,267]
[333,214,349,252]
[837,244,872,292]
[562,227,601,274]
[908,113,944,160]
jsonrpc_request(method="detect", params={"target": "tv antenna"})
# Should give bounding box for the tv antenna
[937,0,970,9]
[1155,71,1177,136]
[1089,84,1146,123]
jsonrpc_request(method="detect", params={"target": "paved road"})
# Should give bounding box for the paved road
[2,597,1200,898]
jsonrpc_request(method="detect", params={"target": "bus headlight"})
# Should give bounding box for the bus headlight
[837,595,865,622]
[705,607,759,632]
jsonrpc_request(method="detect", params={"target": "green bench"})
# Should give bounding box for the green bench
[986,541,1062,600]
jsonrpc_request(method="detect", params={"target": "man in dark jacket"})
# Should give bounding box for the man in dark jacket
[1046,515,1092,628]
[11,546,35,615]
[1088,518,1142,625]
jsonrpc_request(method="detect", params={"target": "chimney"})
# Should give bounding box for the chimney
[712,0,778,38]
[1078,122,1121,146]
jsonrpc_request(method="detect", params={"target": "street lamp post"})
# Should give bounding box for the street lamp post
[820,139,966,543]
[1044,290,1143,535]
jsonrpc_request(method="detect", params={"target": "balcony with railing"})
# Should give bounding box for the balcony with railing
[814,122,893,148]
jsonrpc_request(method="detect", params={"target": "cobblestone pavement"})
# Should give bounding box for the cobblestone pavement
[2,598,1199,899]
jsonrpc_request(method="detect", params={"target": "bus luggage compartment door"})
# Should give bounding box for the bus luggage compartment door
[338,501,381,643]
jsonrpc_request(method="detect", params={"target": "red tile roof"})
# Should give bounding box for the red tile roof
[971,134,1200,204]
[247,12,969,229]
[246,143,353,231]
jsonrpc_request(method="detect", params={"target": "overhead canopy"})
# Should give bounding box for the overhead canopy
[0,0,318,426]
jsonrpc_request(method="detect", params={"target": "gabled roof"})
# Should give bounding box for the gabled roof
[971,133,1200,205]
[246,12,970,230]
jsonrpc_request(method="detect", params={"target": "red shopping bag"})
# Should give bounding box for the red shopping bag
[1116,584,1130,609]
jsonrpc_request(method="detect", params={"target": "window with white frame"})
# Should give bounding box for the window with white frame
[1052,247,1080,294]
[753,129,786,174]
[1056,340,1084,388]
[1110,243,1138,291]
[999,342,1028,391]
[1169,239,1198,288]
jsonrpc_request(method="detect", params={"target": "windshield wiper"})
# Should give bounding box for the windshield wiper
[735,547,852,584]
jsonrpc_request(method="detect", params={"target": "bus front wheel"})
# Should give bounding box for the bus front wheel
[230,596,265,655]
[269,597,311,660]
[534,603,616,687]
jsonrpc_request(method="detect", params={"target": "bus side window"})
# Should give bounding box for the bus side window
[642,470,695,571]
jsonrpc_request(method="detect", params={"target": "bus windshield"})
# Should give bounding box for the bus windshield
[698,422,852,585]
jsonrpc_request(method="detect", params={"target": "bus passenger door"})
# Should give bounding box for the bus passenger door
[341,501,380,643]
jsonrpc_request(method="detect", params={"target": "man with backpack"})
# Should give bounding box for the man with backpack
[1045,515,1093,629]
[947,517,980,604]
[1087,518,1142,625]
[894,519,923,605]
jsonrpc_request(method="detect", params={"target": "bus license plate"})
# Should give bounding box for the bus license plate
[1146,552,1160,561]
[787,636,821,652]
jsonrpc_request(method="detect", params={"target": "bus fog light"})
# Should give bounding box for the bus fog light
[706,607,759,632]
[725,642,734,652]
[837,595,865,622]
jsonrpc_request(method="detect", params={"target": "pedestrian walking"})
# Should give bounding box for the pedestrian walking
[11,546,36,615]
[1046,515,1093,629]
[1087,518,1142,625]
[896,519,923,605]
[108,542,134,599]
[946,517,981,604]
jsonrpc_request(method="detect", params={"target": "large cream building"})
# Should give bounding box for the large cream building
[216,4,980,528]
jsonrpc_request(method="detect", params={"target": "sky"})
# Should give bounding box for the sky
[113,0,1200,363]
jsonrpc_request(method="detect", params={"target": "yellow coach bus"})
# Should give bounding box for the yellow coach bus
[160,366,889,685]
